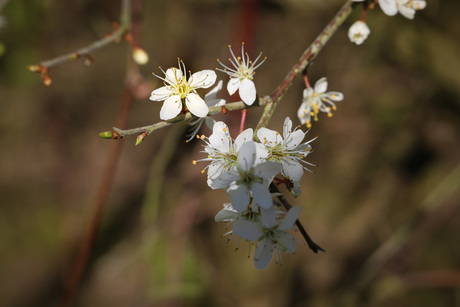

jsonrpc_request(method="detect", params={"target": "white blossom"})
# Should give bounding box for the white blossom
[217,43,266,106]
[209,141,281,212]
[348,20,371,45]
[297,77,344,128]
[352,0,426,19]
[150,59,217,120]
[197,121,257,185]
[233,206,301,269]
[257,117,315,196]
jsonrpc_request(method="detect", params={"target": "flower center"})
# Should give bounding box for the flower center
[237,59,254,81]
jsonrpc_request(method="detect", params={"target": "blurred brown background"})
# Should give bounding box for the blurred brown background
[0,0,459,306]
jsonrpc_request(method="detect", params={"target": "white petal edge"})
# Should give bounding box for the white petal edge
[185,93,209,118]
[159,95,182,120]
[189,70,217,89]
[227,78,241,96]
[239,78,257,105]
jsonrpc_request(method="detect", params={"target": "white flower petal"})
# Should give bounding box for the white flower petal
[165,67,182,85]
[279,206,301,230]
[398,4,415,19]
[227,78,241,96]
[239,78,257,105]
[159,95,182,120]
[412,0,426,10]
[234,128,254,151]
[233,220,263,241]
[189,70,217,89]
[208,121,231,153]
[255,162,282,179]
[254,239,274,269]
[215,206,238,222]
[348,20,371,45]
[260,207,278,228]
[277,233,298,253]
[283,117,293,137]
[228,184,251,212]
[283,130,305,149]
[237,142,257,171]
[314,77,328,94]
[185,93,209,118]
[326,91,344,101]
[150,86,173,101]
[257,128,282,147]
[281,159,303,182]
[379,0,398,16]
[251,182,273,209]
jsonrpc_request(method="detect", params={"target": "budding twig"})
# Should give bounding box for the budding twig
[28,0,132,85]
[104,98,270,142]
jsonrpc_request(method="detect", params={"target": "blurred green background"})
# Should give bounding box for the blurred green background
[0,0,459,306]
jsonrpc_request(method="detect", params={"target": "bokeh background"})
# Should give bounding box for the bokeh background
[1,0,459,306]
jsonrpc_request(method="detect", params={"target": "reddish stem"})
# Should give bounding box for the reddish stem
[239,109,247,133]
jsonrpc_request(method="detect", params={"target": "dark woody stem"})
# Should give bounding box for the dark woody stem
[270,183,325,253]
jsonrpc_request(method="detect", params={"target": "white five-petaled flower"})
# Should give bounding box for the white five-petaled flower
[348,20,371,45]
[187,80,226,142]
[209,141,281,212]
[217,43,266,106]
[233,206,301,269]
[257,117,315,196]
[352,0,426,19]
[297,77,344,128]
[198,121,259,186]
[150,59,217,120]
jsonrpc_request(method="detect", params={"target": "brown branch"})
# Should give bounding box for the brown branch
[255,0,354,131]
[270,183,325,253]
[58,0,142,306]
[28,0,132,85]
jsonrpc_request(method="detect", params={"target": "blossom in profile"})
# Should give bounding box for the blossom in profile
[348,20,371,45]
[217,43,266,106]
[297,77,344,128]
[150,59,217,120]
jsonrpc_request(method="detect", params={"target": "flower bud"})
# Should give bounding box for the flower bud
[133,47,149,65]
[348,20,371,45]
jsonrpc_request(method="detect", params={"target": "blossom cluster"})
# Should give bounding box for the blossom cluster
[348,0,426,45]
[146,45,342,268]
[196,117,315,269]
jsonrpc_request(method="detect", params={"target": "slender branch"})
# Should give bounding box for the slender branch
[105,97,270,139]
[270,183,325,253]
[255,0,354,131]
[103,1,356,142]
[28,0,132,85]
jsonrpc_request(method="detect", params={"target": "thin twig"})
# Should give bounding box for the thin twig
[28,0,132,86]
[270,183,325,253]
[105,97,270,140]
[104,1,356,141]
[255,0,354,131]
[59,1,136,306]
